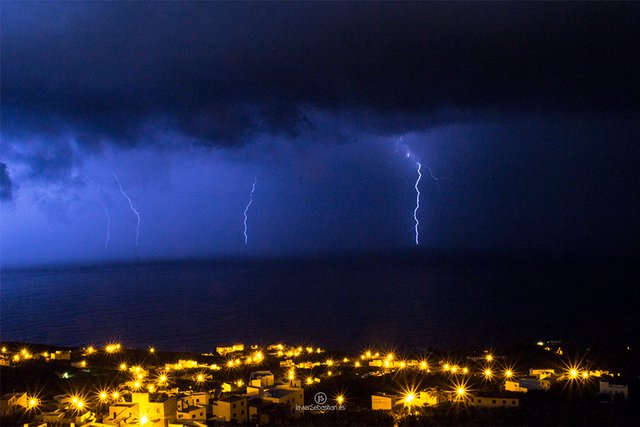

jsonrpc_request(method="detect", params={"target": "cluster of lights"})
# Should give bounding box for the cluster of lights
[104,343,122,353]
[566,365,590,381]
[273,343,323,358]
[442,363,470,375]
[226,359,242,368]
[69,395,86,412]
[96,389,122,403]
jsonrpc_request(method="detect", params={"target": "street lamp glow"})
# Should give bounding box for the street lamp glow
[405,393,415,404]
[336,395,345,405]
[27,397,39,410]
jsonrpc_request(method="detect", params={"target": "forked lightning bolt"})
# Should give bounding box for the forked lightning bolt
[243,178,257,244]
[114,175,141,247]
[414,162,422,245]
[394,135,451,246]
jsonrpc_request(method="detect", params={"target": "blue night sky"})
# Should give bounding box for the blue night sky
[1,2,639,267]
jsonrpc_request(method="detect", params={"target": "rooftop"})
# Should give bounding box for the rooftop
[218,394,246,403]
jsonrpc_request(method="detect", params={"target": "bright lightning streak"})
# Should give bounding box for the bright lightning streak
[114,175,141,247]
[414,162,422,245]
[100,199,111,249]
[243,178,256,244]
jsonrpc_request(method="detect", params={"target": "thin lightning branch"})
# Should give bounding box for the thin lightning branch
[414,162,422,245]
[114,175,141,247]
[423,165,447,198]
[100,199,111,249]
[243,178,257,244]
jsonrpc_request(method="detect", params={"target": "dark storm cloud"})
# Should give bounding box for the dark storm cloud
[2,2,639,147]
[0,162,13,201]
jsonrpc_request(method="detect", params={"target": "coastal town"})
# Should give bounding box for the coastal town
[1,340,636,426]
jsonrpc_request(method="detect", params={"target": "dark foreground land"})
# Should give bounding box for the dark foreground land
[1,340,639,426]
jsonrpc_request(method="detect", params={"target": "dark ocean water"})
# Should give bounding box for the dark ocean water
[1,254,638,352]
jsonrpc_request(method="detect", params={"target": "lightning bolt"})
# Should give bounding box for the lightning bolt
[243,178,257,244]
[100,198,111,249]
[394,135,452,245]
[414,162,422,245]
[114,175,141,247]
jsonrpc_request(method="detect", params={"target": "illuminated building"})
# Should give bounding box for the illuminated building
[263,387,304,416]
[371,392,401,411]
[216,344,245,356]
[212,395,247,423]
[599,380,628,399]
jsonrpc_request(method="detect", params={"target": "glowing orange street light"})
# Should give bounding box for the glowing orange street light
[405,392,415,405]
